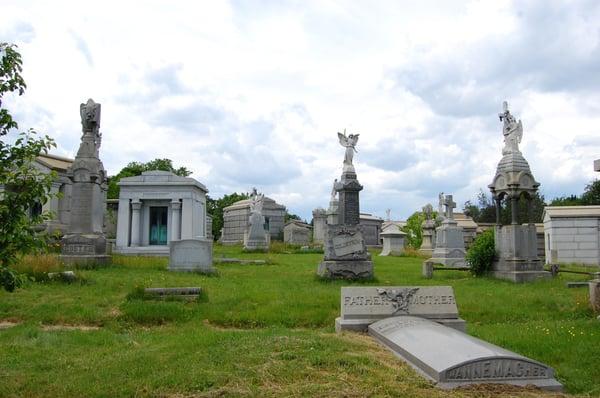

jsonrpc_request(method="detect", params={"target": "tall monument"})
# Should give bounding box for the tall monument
[317,130,373,279]
[488,101,550,282]
[60,99,110,266]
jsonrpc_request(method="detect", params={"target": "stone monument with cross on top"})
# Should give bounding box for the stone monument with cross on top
[425,193,467,268]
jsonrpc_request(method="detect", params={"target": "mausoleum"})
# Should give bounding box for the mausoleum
[33,153,74,234]
[543,206,600,266]
[283,220,312,245]
[360,213,384,246]
[221,195,286,244]
[115,170,209,255]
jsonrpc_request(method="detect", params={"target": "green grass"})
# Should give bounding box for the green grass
[0,245,598,397]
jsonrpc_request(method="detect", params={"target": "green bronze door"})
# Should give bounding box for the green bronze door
[149,207,168,245]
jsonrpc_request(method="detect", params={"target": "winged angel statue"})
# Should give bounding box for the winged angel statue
[499,101,523,155]
[337,129,359,168]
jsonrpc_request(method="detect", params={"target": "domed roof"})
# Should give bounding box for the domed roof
[495,151,532,174]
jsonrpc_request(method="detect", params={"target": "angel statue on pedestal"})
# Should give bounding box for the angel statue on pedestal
[337,129,359,170]
[499,101,523,155]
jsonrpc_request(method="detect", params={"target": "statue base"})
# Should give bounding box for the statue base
[60,233,111,267]
[428,220,467,268]
[318,260,374,280]
[492,225,550,283]
[318,224,373,279]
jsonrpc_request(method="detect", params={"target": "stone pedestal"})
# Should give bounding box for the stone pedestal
[420,219,436,257]
[244,212,268,250]
[429,219,466,268]
[318,223,373,279]
[60,234,111,267]
[327,199,339,226]
[168,239,215,274]
[379,230,406,256]
[590,279,600,313]
[312,208,327,244]
[492,225,551,283]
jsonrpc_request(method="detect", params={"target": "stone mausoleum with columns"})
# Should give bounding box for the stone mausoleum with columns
[115,170,209,255]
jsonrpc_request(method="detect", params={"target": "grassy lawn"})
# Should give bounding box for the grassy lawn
[0,245,599,397]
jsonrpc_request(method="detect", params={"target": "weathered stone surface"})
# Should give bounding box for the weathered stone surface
[60,98,110,266]
[493,225,550,283]
[60,234,111,266]
[590,279,600,313]
[318,260,373,280]
[312,208,327,244]
[368,316,563,391]
[318,132,373,279]
[168,239,215,274]
[335,286,465,332]
[379,230,406,256]
[428,195,467,268]
[283,220,312,245]
[47,271,77,282]
[145,287,201,297]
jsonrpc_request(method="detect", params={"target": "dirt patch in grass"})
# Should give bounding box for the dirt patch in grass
[201,319,248,332]
[41,324,101,331]
[0,320,21,329]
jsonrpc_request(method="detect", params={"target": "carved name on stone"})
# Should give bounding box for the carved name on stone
[341,286,459,320]
[368,316,563,391]
[333,231,365,256]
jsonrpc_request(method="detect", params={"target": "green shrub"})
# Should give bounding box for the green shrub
[466,229,496,276]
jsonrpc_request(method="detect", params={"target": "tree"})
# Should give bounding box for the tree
[581,179,600,205]
[0,43,56,291]
[284,212,301,223]
[463,189,545,224]
[107,158,192,199]
[207,192,250,240]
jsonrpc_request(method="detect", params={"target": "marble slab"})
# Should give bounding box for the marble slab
[368,316,563,391]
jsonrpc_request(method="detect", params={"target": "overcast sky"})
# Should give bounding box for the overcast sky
[2,1,600,221]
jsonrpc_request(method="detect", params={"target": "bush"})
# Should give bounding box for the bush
[466,229,496,276]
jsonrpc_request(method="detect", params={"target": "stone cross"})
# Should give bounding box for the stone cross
[386,209,391,221]
[443,195,456,220]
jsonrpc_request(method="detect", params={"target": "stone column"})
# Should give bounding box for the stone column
[527,196,534,225]
[511,195,519,225]
[116,198,131,248]
[181,198,193,239]
[171,200,181,241]
[590,279,600,313]
[131,200,141,247]
[495,197,502,225]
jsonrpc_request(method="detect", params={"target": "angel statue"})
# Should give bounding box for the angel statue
[498,101,523,155]
[337,129,359,168]
[330,178,338,202]
[249,190,264,214]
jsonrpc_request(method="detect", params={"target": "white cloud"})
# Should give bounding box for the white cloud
[1,0,600,220]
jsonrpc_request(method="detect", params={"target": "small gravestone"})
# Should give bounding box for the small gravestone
[419,204,436,256]
[335,286,466,332]
[368,316,563,391]
[144,287,201,300]
[168,239,215,274]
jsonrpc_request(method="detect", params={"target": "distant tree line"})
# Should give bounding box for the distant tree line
[462,179,600,224]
